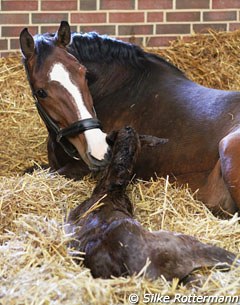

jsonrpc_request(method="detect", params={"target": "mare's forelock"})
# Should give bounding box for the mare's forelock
[33,34,55,70]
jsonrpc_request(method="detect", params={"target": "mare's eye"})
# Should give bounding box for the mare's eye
[36,89,47,99]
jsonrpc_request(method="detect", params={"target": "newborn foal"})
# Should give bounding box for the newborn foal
[66,127,237,281]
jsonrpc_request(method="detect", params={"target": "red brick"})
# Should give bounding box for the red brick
[212,0,240,9]
[147,12,164,22]
[118,36,143,45]
[41,1,77,11]
[1,0,38,10]
[193,23,227,33]
[203,11,237,21]
[147,36,178,47]
[1,51,15,58]
[10,38,19,49]
[71,13,106,23]
[41,25,61,34]
[138,0,172,9]
[156,24,190,34]
[32,13,68,24]
[229,23,240,31]
[181,35,195,43]
[176,0,209,9]
[100,0,134,9]
[109,12,144,23]
[81,0,97,10]
[2,26,38,38]
[0,39,8,50]
[41,25,77,34]
[119,25,153,35]
[0,13,29,24]
[167,12,200,22]
[80,25,116,35]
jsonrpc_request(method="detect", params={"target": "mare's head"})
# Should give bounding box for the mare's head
[20,21,110,170]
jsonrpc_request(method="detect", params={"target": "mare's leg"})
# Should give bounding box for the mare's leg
[218,130,240,213]
[47,136,90,180]
[56,161,90,180]
[198,160,237,217]
[199,130,240,218]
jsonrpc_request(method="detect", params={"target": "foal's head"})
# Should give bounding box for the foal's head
[20,21,110,170]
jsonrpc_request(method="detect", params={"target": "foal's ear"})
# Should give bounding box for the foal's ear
[139,135,169,147]
[55,21,71,47]
[19,28,35,59]
[106,130,118,147]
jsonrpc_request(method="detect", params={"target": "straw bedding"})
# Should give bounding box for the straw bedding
[1,30,240,305]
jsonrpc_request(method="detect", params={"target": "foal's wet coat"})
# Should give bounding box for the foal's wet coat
[65,127,237,281]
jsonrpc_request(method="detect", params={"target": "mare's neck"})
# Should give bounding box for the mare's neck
[86,61,146,100]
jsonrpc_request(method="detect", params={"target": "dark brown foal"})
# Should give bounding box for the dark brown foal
[65,127,238,281]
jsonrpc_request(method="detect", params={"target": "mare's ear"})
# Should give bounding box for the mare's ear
[139,135,168,147]
[55,20,71,47]
[19,28,35,59]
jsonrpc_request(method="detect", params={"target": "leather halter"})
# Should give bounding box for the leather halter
[24,61,102,160]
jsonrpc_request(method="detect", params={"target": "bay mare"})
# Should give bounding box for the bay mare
[20,22,240,218]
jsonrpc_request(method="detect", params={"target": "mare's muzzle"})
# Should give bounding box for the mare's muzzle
[36,101,102,160]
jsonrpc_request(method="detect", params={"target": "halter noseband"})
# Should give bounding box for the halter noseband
[24,61,102,160]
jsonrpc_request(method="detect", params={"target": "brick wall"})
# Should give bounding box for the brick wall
[0,0,240,57]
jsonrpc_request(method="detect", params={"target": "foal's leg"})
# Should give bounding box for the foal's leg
[218,130,240,213]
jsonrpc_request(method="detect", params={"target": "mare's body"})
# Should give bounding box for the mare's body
[64,32,240,217]
[20,22,240,217]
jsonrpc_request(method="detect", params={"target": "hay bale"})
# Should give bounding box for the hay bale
[148,29,240,91]
[0,56,47,176]
[1,30,240,304]
[1,172,240,304]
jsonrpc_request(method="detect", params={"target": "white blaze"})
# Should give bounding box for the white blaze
[49,63,89,119]
[49,63,108,161]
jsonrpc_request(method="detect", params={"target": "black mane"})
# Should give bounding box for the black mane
[68,32,181,72]
[30,31,182,73]
[68,32,146,67]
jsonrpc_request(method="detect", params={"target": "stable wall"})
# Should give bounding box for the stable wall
[0,0,240,56]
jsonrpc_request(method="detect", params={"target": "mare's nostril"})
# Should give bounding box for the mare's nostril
[87,151,110,170]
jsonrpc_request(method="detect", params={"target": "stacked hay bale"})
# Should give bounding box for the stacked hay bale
[0,31,240,305]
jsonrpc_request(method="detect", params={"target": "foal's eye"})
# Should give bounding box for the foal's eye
[36,89,48,99]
